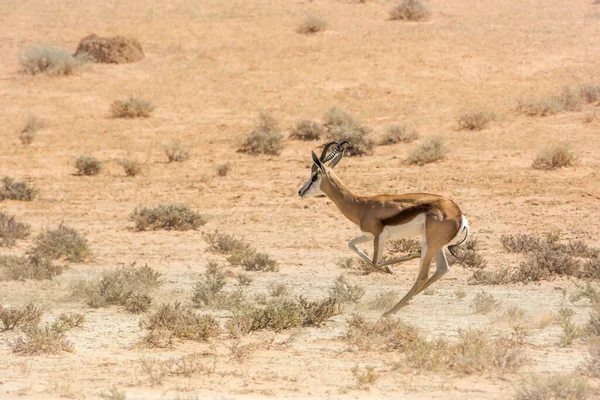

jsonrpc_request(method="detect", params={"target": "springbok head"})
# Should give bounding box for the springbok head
[298,141,349,197]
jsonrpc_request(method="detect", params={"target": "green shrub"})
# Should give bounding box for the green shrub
[131,204,206,231]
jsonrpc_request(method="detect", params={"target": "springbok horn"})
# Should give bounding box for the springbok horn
[319,141,340,162]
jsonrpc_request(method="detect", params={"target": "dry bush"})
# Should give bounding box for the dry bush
[131,204,206,231]
[345,314,422,352]
[74,263,162,313]
[110,97,154,118]
[390,0,431,21]
[191,262,246,310]
[297,296,341,326]
[389,238,421,253]
[237,273,253,286]
[268,282,288,298]
[380,124,419,145]
[0,254,63,281]
[138,353,213,385]
[30,223,90,262]
[454,289,467,300]
[0,176,38,201]
[297,16,327,35]
[558,86,583,111]
[406,136,446,165]
[140,302,221,347]
[447,239,487,269]
[203,230,251,255]
[118,159,142,177]
[367,290,399,311]
[238,112,283,156]
[203,231,276,270]
[471,291,501,314]
[164,141,190,162]
[581,258,600,280]
[0,303,43,331]
[558,307,582,347]
[19,45,85,76]
[323,107,374,156]
[351,365,379,387]
[10,324,74,355]
[75,155,102,176]
[228,341,261,363]
[336,256,380,275]
[457,112,497,131]
[532,144,579,170]
[240,251,278,272]
[516,251,580,283]
[290,119,323,141]
[580,83,600,103]
[501,233,544,253]
[469,267,513,285]
[0,211,30,247]
[584,111,596,124]
[216,162,230,177]
[99,387,126,400]
[329,275,366,303]
[227,301,304,335]
[19,115,46,145]
[514,375,589,400]
[517,97,565,116]
[53,312,85,331]
[584,338,600,377]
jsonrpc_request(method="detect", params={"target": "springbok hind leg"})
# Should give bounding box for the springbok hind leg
[382,245,436,317]
[414,249,450,296]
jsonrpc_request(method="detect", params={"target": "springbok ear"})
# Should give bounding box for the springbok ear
[311,151,327,174]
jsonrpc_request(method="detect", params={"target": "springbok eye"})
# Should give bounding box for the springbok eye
[311,174,318,182]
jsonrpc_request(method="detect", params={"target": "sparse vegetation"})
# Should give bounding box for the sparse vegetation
[0,303,43,331]
[10,324,74,355]
[131,204,206,231]
[19,115,45,145]
[579,83,600,103]
[0,254,63,281]
[191,262,246,309]
[138,353,214,385]
[471,291,501,314]
[532,144,578,170]
[240,251,278,272]
[389,238,421,254]
[203,231,277,271]
[30,223,90,262]
[75,155,102,176]
[323,107,374,156]
[351,365,379,387]
[454,289,467,300]
[517,97,565,116]
[389,0,431,22]
[53,312,85,331]
[297,16,327,35]
[238,112,283,156]
[110,97,155,118]
[469,267,514,285]
[118,159,142,177]
[203,230,251,255]
[164,141,190,162]
[458,112,497,131]
[447,239,487,269]
[0,211,30,247]
[329,275,365,303]
[0,176,38,201]
[237,273,253,286]
[367,290,399,311]
[406,136,447,165]
[73,263,162,313]
[290,119,324,141]
[216,162,230,176]
[557,307,582,347]
[379,124,419,145]
[514,375,589,400]
[335,256,379,275]
[268,282,288,298]
[140,302,221,347]
[19,44,85,76]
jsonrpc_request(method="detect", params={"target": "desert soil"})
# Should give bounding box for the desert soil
[1,0,600,399]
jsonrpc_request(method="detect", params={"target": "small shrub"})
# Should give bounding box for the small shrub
[203,231,251,255]
[164,142,190,162]
[471,291,501,314]
[241,251,278,272]
[581,258,600,280]
[192,262,246,309]
[0,211,30,247]
[454,289,467,300]
[323,107,374,156]
[19,45,85,76]
[532,144,578,170]
[0,254,63,281]
[558,86,583,111]
[19,115,45,145]
[75,155,102,176]
[11,324,74,355]
[30,223,90,262]
[583,111,596,124]
[501,233,544,253]
[457,112,497,131]
[138,353,213,385]
[227,301,304,334]
[0,176,38,201]
[268,282,288,298]
[580,83,600,103]
[515,251,580,283]
[237,273,253,286]
[297,16,327,35]
[0,303,43,331]
[99,387,127,400]
[389,238,421,253]
[215,163,230,177]
[379,124,419,145]
[118,159,142,177]
[298,295,341,326]
[290,119,323,141]
[514,375,589,400]
[351,365,379,387]
[469,267,513,285]
[447,239,487,269]
[140,302,221,346]
[74,263,162,313]
[558,308,582,347]
[238,112,283,156]
[329,275,365,303]
[335,256,379,275]
[406,136,446,165]
[390,0,431,22]
[110,97,155,118]
[345,314,421,351]
[585,338,600,377]
[131,204,206,231]
[53,312,85,331]
[517,97,565,116]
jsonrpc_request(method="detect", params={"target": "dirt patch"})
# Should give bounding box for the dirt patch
[74,34,144,64]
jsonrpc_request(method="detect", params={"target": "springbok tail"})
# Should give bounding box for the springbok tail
[448,216,470,258]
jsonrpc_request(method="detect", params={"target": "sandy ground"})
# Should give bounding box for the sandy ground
[1,0,600,398]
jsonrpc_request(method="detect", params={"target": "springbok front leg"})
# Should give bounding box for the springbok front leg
[348,234,374,264]
[382,243,437,317]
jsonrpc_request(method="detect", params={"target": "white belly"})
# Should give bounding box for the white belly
[383,213,426,240]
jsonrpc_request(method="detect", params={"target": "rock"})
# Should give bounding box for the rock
[74,34,144,64]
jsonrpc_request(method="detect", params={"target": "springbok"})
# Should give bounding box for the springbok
[298,141,469,317]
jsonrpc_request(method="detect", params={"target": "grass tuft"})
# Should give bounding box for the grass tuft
[457,112,497,131]
[471,291,501,314]
[0,176,38,201]
[216,162,230,177]
[110,97,155,118]
[131,204,206,231]
[406,136,447,165]
[514,375,589,400]
[517,97,565,116]
[19,115,46,145]
[164,141,190,163]
[191,262,246,310]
